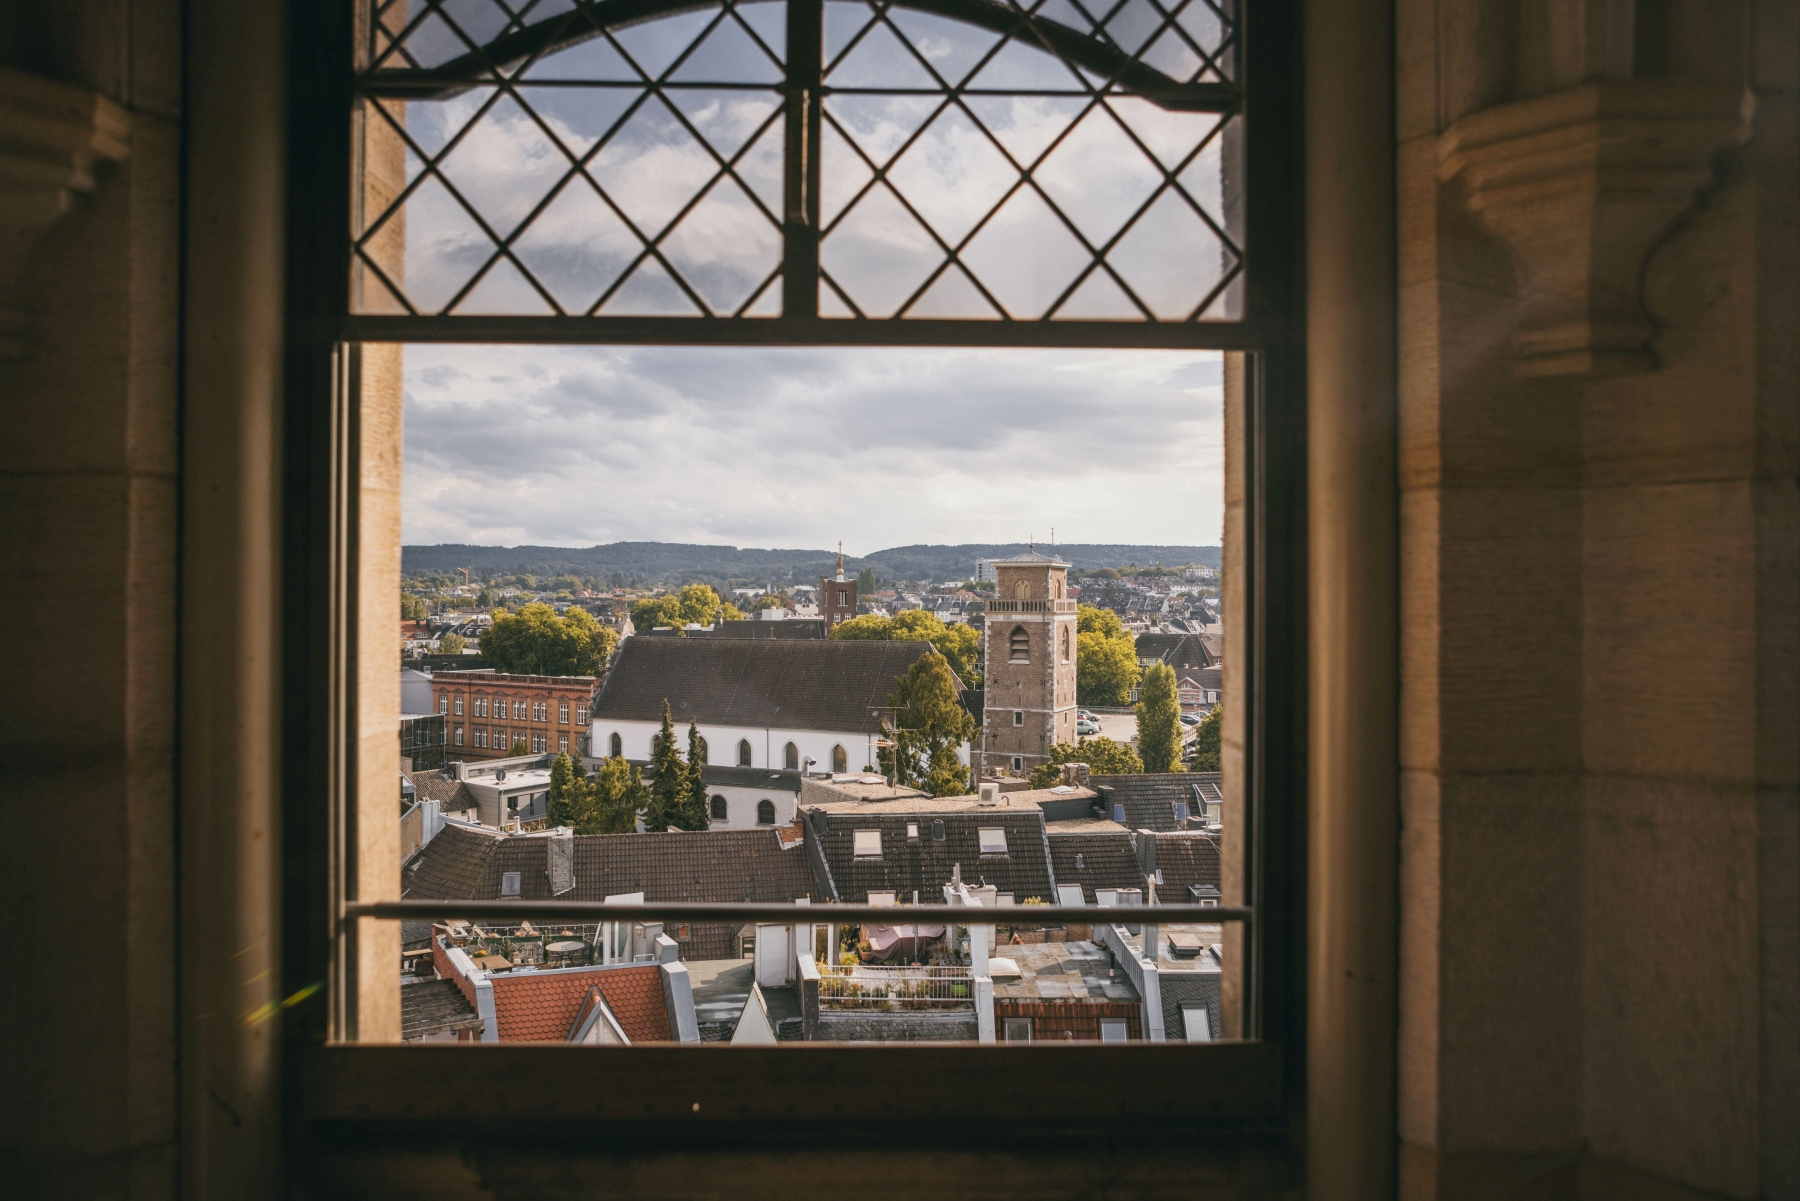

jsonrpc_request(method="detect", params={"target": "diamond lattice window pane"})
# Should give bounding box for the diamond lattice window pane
[518,33,640,81]
[962,94,1088,169]
[395,174,499,314]
[438,94,578,239]
[820,185,945,317]
[1034,106,1164,246]
[453,257,556,315]
[1107,190,1228,319]
[661,177,784,314]
[591,96,724,238]
[600,257,705,315]
[668,87,783,160]
[825,93,941,170]
[614,8,726,78]
[515,86,644,155]
[885,9,1002,86]
[905,264,1001,319]
[671,16,785,83]
[511,176,641,314]
[886,107,1016,247]
[960,187,1091,318]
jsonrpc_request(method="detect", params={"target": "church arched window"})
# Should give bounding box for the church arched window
[710,795,728,822]
[737,738,752,766]
[756,799,776,826]
[1014,581,1029,600]
[1010,626,1030,662]
[784,741,799,770]
[832,744,848,773]
[609,732,622,758]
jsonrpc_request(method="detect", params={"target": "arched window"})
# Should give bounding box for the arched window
[710,795,728,822]
[609,732,622,758]
[695,736,708,764]
[1010,626,1030,662]
[1061,626,1072,662]
[737,738,752,766]
[784,742,799,771]
[1014,581,1029,600]
[832,744,847,774]
[756,799,776,825]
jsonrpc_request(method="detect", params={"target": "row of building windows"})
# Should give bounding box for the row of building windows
[850,827,1009,857]
[453,727,568,755]
[602,732,850,774]
[438,694,586,724]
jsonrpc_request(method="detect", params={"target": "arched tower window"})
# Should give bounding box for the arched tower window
[737,738,752,766]
[756,799,776,825]
[784,741,799,770]
[1061,626,1072,662]
[710,795,728,822]
[609,732,622,758]
[1010,626,1030,662]
[1014,581,1029,600]
[831,744,848,773]
[695,736,709,764]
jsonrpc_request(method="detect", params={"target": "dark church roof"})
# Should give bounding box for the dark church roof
[714,619,826,640]
[592,637,938,734]
[1134,632,1217,671]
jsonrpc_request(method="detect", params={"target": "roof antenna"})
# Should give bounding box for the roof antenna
[835,540,845,583]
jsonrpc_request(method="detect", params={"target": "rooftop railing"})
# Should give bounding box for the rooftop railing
[817,963,974,1009]
[983,598,1078,614]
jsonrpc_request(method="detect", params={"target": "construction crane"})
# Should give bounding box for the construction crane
[458,567,471,586]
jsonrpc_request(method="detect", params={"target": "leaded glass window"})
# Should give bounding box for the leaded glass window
[352,0,1246,342]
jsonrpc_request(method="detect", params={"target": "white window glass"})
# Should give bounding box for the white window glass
[978,828,1007,854]
[1099,1020,1129,1042]
[1182,1006,1213,1042]
[852,830,881,857]
[454,696,463,715]
[1003,1019,1033,1042]
[454,726,463,745]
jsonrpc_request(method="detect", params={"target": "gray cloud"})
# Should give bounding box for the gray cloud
[403,344,1222,550]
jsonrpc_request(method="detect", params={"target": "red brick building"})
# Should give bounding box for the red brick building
[431,671,594,760]
[818,548,857,634]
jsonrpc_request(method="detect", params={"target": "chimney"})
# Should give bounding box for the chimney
[1061,761,1090,787]
[548,828,575,895]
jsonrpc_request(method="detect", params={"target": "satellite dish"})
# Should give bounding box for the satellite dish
[495,768,507,782]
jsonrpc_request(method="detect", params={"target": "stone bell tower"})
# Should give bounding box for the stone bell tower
[978,550,1076,777]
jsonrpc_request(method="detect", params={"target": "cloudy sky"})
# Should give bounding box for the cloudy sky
[401,344,1223,552]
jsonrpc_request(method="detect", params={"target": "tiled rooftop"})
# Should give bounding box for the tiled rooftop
[488,963,670,1043]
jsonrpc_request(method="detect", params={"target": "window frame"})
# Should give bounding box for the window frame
[283,0,1306,1147]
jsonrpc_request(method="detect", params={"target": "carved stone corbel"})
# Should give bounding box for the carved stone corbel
[0,68,131,358]
[1437,80,1747,378]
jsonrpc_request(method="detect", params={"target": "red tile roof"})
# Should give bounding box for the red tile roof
[487,964,670,1043]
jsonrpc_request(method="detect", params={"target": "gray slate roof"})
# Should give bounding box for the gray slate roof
[1046,831,1144,902]
[401,978,481,1041]
[806,807,1056,903]
[592,637,938,733]
[1091,774,1214,833]
[1134,632,1217,671]
[403,822,817,904]
[713,619,825,640]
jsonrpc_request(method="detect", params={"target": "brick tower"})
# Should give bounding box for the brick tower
[818,543,857,634]
[978,550,1076,777]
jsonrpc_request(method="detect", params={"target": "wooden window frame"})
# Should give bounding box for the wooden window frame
[281,0,1306,1152]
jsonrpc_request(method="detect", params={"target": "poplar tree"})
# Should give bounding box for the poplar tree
[887,650,975,797]
[589,755,647,834]
[1135,662,1185,773]
[676,719,711,831]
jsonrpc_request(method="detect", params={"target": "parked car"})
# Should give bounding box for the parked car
[1077,709,1098,722]
[1076,719,1101,737]
[1179,713,1202,726]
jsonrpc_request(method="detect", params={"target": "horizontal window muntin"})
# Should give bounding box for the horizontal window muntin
[362,898,1250,923]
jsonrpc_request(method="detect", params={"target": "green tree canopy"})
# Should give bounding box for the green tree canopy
[1076,604,1127,639]
[438,632,466,655]
[1028,737,1145,788]
[1077,633,1141,707]
[680,719,712,831]
[547,752,587,829]
[1135,662,1185,773]
[829,609,983,688]
[506,737,530,757]
[1187,704,1222,772]
[401,593,428,622]
[588,755,649,833]
[629,583,742,634]
[856,566,878,594]
[480,603,618,676]
[885,650,975,797]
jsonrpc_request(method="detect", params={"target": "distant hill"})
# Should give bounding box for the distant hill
[402,541,1221,586]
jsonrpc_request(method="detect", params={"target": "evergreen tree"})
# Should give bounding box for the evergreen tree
[547,752,587,828]
[1187,704,1223,772]
[1135,662,1185,773]
[646,699,690,830]
[675,719,711,831]
[888,650,975,797]
[857,566,878,594]
[588,755,646,834]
